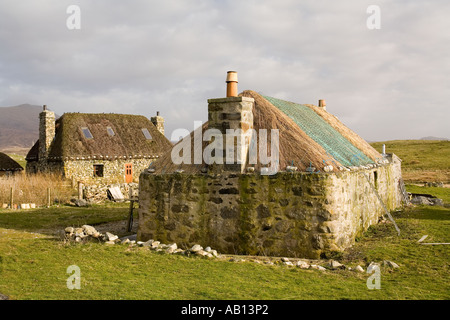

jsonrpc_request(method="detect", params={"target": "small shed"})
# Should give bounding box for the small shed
[0,153,24,177]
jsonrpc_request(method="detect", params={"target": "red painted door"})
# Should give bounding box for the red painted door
[125,163,133,183]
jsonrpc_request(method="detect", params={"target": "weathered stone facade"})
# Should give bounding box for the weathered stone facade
[63,158,153,184]
[26,107,172,190]
[138,154,403,259]
[38,106,55,170]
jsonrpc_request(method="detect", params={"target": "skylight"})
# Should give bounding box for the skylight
[81,127,93,139]
[141,128,152,140]
[107,127,115,137]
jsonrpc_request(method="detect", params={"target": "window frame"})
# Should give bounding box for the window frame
[81,127,94,139]
[93,164,104,177]
[106,126,115,137]
[141,128,152,140]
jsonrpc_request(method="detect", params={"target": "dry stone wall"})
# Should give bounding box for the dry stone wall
[138,156,403,259]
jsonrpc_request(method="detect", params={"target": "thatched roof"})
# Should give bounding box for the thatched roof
[0,152,24,171]
[26,113,172,162]
[149,91,383,174]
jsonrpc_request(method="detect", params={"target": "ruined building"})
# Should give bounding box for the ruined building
[26,106,172,184]
[138,71,404,258]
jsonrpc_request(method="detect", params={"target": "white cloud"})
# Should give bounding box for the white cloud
[0,0,449,141]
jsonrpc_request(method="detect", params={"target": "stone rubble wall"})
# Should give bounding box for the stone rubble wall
[138,156,403,259]
[83,182,139,202]
[63,158,152,184]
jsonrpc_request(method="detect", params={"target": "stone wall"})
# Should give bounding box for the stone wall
[138,155,403,259]
[63,158,152,184]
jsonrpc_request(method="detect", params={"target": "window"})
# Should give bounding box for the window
[141,128,152,140]
[93,164,104,177]
[106,127,115,136]
[81,127,93,139]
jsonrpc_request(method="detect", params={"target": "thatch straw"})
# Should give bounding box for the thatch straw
[149,90,344,173]
[27,113,172,161]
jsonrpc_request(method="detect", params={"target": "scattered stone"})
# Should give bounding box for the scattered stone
[105,241,115,245]
[329,260,345,269]
[167,243,177,250]
[283,261,294,266]
[211,250,218,257]
[73,199,88,207]
[296,260,310,269]
[165,243,177,254]
[142,239,154,247]
[355,265,365,273]
[204,246,212,252]
[383,260,400,269]
[65,227,74,233]
[151,241,160,249]
[190,244,203,252]
[121,238,131,245]
[105,232,118,242]
[82,225,97,236]
[281,257,290,262]
[310,264,326,271]
[195,250,209,257]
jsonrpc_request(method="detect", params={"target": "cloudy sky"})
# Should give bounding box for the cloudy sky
[0,0,449,141]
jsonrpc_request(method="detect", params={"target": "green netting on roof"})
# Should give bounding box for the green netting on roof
[263,95,374,167]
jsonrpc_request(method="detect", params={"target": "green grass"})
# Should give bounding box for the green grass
[370,140,450,183]
[6,153,26,170]
[0,203,131,235]
[0,204,449,300]
[405,185,450,203]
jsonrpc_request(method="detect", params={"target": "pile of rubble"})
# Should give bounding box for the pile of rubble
[63,225,220,258]
[63,225,400,273]
[64,225,115,242]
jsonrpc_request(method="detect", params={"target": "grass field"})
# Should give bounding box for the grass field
[0,201,448,300]
[370,140,450,183]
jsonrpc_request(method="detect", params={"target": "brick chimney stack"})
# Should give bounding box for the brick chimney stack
[318,99,326,111]
[38,105,55,168]
[207,71,254,172]
[151,111,165,136]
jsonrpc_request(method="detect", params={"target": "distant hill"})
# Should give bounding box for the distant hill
[420,136,449,141]
[0,104,43,155]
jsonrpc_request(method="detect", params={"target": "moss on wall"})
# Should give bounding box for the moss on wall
[138,160,403,258]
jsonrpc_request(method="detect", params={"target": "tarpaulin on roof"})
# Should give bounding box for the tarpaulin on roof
[263,95,374,167]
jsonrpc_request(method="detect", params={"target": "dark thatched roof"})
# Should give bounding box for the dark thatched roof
[148,90,382,174]
[26,113,172,161]
[0,152,24,171]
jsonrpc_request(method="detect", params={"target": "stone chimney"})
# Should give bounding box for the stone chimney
[38,105,55,166]
[207,71,254,172]
[151,111,165,136]
[318,99,326,111]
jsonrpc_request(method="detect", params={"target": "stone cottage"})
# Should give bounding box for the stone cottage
[26,106,172,185]
[138,71,404,259]
[0,152,24,177]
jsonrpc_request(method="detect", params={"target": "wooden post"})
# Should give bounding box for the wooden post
[126,187,134,232]
[47,187,51,207]
[9,187,13,209]
[78,181,83,200]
